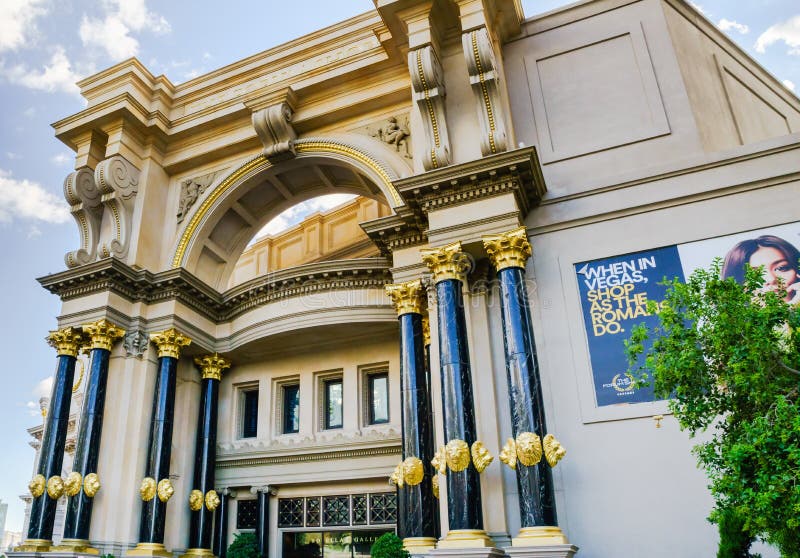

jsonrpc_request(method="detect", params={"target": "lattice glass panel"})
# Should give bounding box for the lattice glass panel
[352,494,368,525]
[369,492,397,524]
[322,495,350,526]
[306,496,321,527]
[278,498,304,527]
[236,499,258,529]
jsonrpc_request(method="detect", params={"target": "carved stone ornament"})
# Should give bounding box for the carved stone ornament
[483,227,532,271]
[64,472,82,497]
[64,167,103,268]
[95,155,140,261]
[385,279,425,316]
[140,477,157,501]
[252,100,297,162]
[149,328,192,359]
[124,330,149,358]
[47,326,86,358]
[189,489,204,511]
[29,474,46,498]
[402,456,425,486]
[177,171,220,224]
[432,475,439,499]
[462,26,508,156]
[444,439,470,472]
[431,446,447,475]
[47,475,65,499]
[389,462,404,488]
[368,115,412,159]
[470,441,494,473]
[205,489,220,511]
[409,45,451,170]
[157,478,174,502]
[516,432,543,467]
[543,434,566,467]
[499,437,517,470]
[194,353,231,381]
[82,318,125,351]
[84,473,100,497]
[421,241,471,283]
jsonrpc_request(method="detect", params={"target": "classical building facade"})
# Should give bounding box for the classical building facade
[13,0,800,557]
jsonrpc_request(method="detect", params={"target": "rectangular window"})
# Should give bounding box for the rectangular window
[237,499,258,529]
[241,389,258,438]
[283,384,300,434]
[368,373,389,424]
[324,379,343,429]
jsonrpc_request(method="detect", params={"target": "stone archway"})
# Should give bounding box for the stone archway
[172,135,410,290]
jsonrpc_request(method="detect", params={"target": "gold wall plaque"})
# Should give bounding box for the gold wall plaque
[64,472,82,497]
[516,432,543,467]
[402,456,425,486]
[445,439,470,472]
[84,473,100,497]
[29,474,45,498]
[470,441,494,473]
[499,438,517,470]
[47,476,65,499]
[205,489,220,511]
[431,446,447,475]
[543,434,566,467]
[189,489,204,511]
[140,477,157,501]
[157,479,174,502]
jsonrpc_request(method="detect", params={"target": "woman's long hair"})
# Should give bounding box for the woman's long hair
[721,234,800,284]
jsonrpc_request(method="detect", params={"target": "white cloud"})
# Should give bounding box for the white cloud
[6,152,21,160]
[27,225,42,238]
[0,0,48,53]
[33,376,53,399]
[254,194,358,240]
[783,79,796,91]
[51,153,72,166]
[0,46,84,95]
[23,106,36,117]
[0,168,71,224]
[689,2,709,17]
[80,0,171,62]
[755,15,800,54]
[718,19,749,35]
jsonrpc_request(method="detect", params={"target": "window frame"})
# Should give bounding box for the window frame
[282,383,301,434]
[367,372,390,425]
[240,387,259,439]
[323,378,344,430]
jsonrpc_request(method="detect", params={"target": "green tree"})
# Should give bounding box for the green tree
[625,260,800,557]
[370,532,409,558]
[227,532,259,558]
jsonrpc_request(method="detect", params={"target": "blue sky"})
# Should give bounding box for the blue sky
[0,0,798,535]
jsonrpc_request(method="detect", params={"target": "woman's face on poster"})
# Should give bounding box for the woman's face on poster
[749,246,799,303]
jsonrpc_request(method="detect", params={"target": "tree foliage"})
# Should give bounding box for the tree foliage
[625,260,800,556]
[228,532,259,558]
[370,532,409,558]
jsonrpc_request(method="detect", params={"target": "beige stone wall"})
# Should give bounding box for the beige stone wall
[229,196,390,288]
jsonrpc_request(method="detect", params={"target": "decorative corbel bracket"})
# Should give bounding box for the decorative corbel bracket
[63,167,103,268]
[409,45,451,170]
[95,155,140,260]
[462,26,508,156]
[248,87,298,163]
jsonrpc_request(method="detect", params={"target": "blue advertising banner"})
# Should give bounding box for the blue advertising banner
[575,246,685,406]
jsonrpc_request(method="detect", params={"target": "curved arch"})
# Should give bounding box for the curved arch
[171,135,411,290]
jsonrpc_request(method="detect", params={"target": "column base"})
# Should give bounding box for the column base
[126,543,173,558]
[11,540,53,553]
[512,527,570,546]
[436,529,495,548]
[180,549,215,558]
[505,544,579,558]
[429,547,506,558]
[51,539,100,554]
[403,537,437,554]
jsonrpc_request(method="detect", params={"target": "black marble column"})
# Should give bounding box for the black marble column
[484,227,570,546]
[185,355,230,558]
[421,242,493,548]
[385,281,437,553]
[60,320,124,553]
[212,489,233,558]
[128,328,191,558]
[19,327,85,552]
[253,486,272,558]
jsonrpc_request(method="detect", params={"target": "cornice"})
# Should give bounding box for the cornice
[360,213,428,256]
[38,257,393,323]
[217,444,401,469]
[393,146,546,217]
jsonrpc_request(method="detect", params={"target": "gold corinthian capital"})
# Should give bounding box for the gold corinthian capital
[482,226,532,271]
[149,328,192,359]
[47,326,86,357]
[385,279,426,316]
[420,241,470,283]
[194,353,231,381]
[82,319,125,351]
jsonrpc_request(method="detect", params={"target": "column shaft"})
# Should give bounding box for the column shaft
[26,352,77,544]
[139,354,178,545]
[398,312,437,541]
[62,347,111,544]
[187,378,220,551]
[212,491,230,558]
[498,266,556,526]
[436,278,483,531]
[256,489,269,558]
